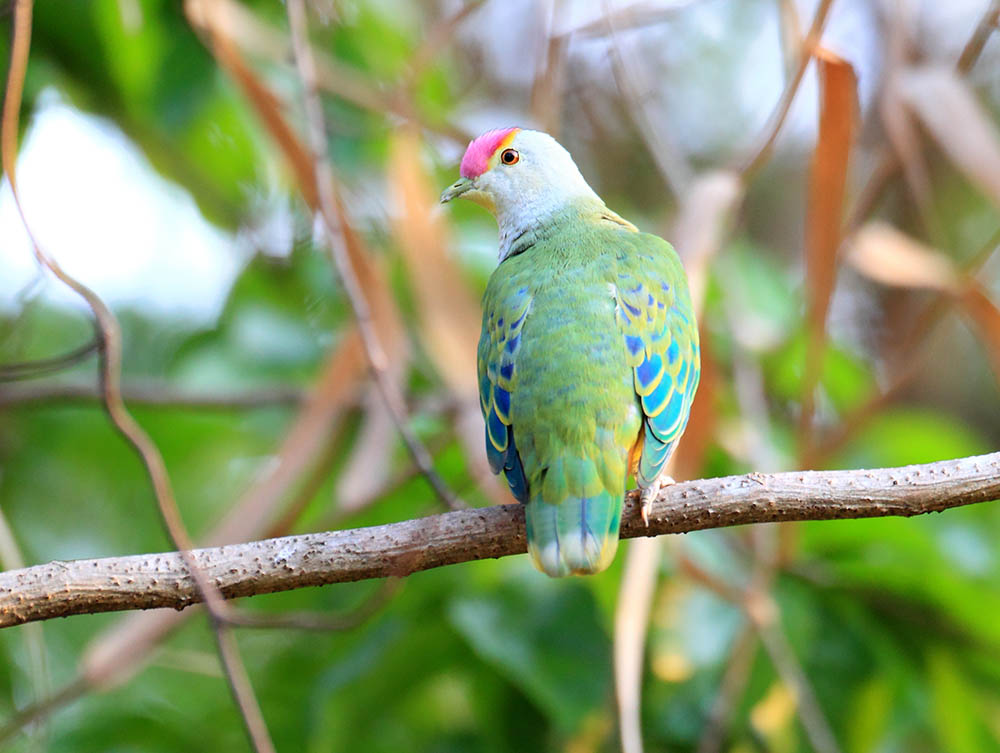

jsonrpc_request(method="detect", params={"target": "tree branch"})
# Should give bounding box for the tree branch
[2,452,998,629]
[0,382,304,409]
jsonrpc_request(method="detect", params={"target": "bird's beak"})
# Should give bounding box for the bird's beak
[440,177,474,204]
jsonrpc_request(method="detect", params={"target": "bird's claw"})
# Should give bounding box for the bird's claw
[639,475,675,527]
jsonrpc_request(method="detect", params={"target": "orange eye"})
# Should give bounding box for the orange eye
[500,148,519,165]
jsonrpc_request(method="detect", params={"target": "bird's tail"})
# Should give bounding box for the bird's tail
[524,455,623,577]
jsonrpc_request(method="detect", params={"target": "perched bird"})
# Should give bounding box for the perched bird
[441,128,699,577]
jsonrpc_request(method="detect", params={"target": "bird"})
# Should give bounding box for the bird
[441,128,700,577]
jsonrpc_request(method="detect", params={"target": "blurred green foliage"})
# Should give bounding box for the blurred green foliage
[2,1,1000,752]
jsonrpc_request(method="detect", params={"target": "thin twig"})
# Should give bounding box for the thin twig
[806,224,1000,467]
[777,0,803,78]
[744,521,841,753]
[685,521,840,751]
[674,549,742,602]
[695,624,757,753]
[558,0,705,39]
[1,5,274,751]
[603,0,693,198]
[1,452,997,627]
[529,7,569,137]
[266,398,459,537]
[0,498,50,745]
[0,382,304,409]
[0,678,89,746]
[755,611,841,753]
[183,0,470,145]
[211,628,274,751]
[399,0,485,91]
[224,578,401,631]
[738,0,836,179]
[844,0,1000,232]
[957,0,1000,74]
[841,144,898,234]
[0,340,365,744]
[0,300,374,749]
[0,336,99,381]
[313,433,455,532]
[285,0,465,511]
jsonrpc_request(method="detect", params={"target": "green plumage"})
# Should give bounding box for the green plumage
[477,200,700,577]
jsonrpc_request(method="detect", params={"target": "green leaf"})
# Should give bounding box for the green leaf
[928,648,990,753]
[836,408,990,469]
[846,676,892,753]
[448,576,611,732]
[765,330,874,413]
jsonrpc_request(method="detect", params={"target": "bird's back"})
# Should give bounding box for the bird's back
[479,207,673,575]
[449,127,699,577]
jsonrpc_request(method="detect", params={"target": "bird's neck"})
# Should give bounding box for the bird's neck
[496,194,639,260]
[497,193,607,261]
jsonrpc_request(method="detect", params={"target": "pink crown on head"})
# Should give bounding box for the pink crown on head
[460,127,520,179]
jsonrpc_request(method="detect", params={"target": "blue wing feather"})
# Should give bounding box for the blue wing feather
[614,254,700,488]
[478,287,532,503]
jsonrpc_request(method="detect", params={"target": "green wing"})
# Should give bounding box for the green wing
[477,242,632,578]
[614,234,700,487]
[477,283,532,502]
[476,225,698,578]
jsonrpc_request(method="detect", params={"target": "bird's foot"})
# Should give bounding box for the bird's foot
[639,475,675,526]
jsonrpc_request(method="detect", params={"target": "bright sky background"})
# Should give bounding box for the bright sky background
[0,0,991,331]
[0,90,247,326]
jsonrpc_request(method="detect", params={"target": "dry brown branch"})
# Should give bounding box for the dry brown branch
[184,0,470,145]
[603,0,693,198]
[957,0,1000,74]
[805,224,1000,467]
[695,624,757,753]
[223,578,401,631]
[285,0,465,512]
[2,4,274,750]
[755,610,841,753]
[211,628,274,753]
[0,496,49,743]
[0,336,99,381]
[400,0,485,92]
[738,0,836,179]
[1,452,997,628]
[845,0,1000,231]
[386,128,508,505]
[36,12,412,727]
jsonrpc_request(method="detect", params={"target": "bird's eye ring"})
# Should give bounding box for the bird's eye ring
[500,148,519,165]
